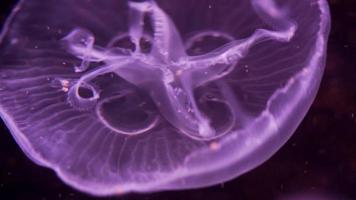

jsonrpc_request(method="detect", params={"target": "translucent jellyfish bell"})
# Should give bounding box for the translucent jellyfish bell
[0,0,330,196]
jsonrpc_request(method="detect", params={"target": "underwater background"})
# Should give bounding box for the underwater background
[0,0,355,199]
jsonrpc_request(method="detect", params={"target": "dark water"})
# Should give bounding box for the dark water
[0,0,355,200]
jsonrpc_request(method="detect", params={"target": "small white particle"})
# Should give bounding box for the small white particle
[10,38,18,45]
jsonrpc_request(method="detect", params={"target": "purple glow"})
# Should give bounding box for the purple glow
[0,0,330,196]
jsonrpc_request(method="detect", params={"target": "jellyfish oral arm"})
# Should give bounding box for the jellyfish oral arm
[128,1,146,52]
[62,0,297,140]
[182,24,296,86]
[129,1,186,62]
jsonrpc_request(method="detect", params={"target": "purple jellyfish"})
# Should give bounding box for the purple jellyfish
[0,0,331,196]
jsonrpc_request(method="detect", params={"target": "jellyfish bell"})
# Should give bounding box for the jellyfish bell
[0,0,330,196]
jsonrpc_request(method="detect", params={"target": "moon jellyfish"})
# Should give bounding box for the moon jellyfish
[0,0,330,196]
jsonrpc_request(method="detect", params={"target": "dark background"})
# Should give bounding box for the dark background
[0,0,355,200]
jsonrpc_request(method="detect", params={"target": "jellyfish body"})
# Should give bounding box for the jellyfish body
[0,0,330,196]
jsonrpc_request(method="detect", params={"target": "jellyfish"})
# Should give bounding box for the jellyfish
[0,0,330,196]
